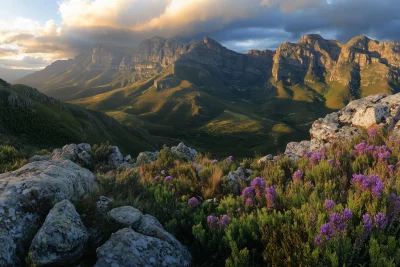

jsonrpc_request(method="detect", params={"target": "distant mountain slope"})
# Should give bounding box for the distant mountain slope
[0,78,160,155]
[0,67,35,83]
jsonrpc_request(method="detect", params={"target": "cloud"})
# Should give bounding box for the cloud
[1,0,400,69]
[261,0,324,12]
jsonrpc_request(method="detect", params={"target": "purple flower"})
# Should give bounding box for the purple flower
[265,186,277,209]
[207,215,218,230]
[320,223,334,240]
[329,213,341,225]
[219,214,230,229]
[310,152,323,166]
[329,208,352,231]
[314,235,323,246]
[368,127,378,138]
[250,177,265,199]
[241,187,255,200]
[341,208,353,221]
[325,200,335,211]
[211,159,218,163]
[374,212,388,230]
[226,156,233,162]
[265,186,277,200]
[163,176,173,184]
[363,214,373,232]
[352,174,384,199]
[292,170,304,181]
[188,197,200,209]
[327,158,335,165]
[154,176,160,181]
[245,198,253,207]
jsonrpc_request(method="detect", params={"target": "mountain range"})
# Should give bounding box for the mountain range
[15,34,400,156]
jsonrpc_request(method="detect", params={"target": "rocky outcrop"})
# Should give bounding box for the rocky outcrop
[29,200,88,266]
[137,151,159,164]
[107,206,143,229]
[95,228,191,267]
[171,142,198,161]
[224,167,248,194]
[98,207,192,267]
[0,160,98,266]
[108,146,124,168]
[285,93,400,158]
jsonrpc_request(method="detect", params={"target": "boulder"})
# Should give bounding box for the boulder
[225,167,248,195]
[285,141,310,158]
[258,154,274,164]
[0,160,98,266]
[135,214,187,252]
[52,144,79,161]
[29,200,88,266]
[95,228,191,267]
[77,150,92,166]
[107,206,143,229]
[124,155,132,162]
[171,142,198,161]
[285,93,400,159]
[108,146,124,167]
[29,155,51,163]
[136,151,159,164]
[77,143,91,152]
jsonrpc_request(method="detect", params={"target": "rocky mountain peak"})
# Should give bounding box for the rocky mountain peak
[298,34,324,44]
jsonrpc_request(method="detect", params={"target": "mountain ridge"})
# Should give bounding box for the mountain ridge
[14,34,400,156]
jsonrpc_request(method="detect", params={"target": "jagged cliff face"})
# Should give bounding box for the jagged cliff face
[272,34,342,85]
[15,34,400,105]
[272,34,400,92]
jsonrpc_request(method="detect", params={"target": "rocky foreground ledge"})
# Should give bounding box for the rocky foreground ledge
[0,142,194,267]
[285,93,400,159]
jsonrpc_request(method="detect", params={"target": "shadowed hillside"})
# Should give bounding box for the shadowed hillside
[0,78,160,155]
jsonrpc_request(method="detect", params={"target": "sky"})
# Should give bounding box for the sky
[0,0,400,69]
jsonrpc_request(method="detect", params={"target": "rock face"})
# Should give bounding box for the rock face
[0,160,98,266]
[95,228,191,267]
[136,151,159,164]
[107,206,143,229]
[171,142,198,161]
[272,34,400,89]
[285,93,400,158]
[29,200,88,266]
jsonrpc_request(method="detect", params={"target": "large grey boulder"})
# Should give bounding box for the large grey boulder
[108,146,124,167]
[29,200,88,266]
[107,206,143,229]
[0,160,98,266]
[95,228,191,267]
[135,214,188,253]
[285,93,400,159]
[136,151,159,164]
[171,142,198,161]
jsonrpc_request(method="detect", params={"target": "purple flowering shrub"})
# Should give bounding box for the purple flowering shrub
[101,129,400,266]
